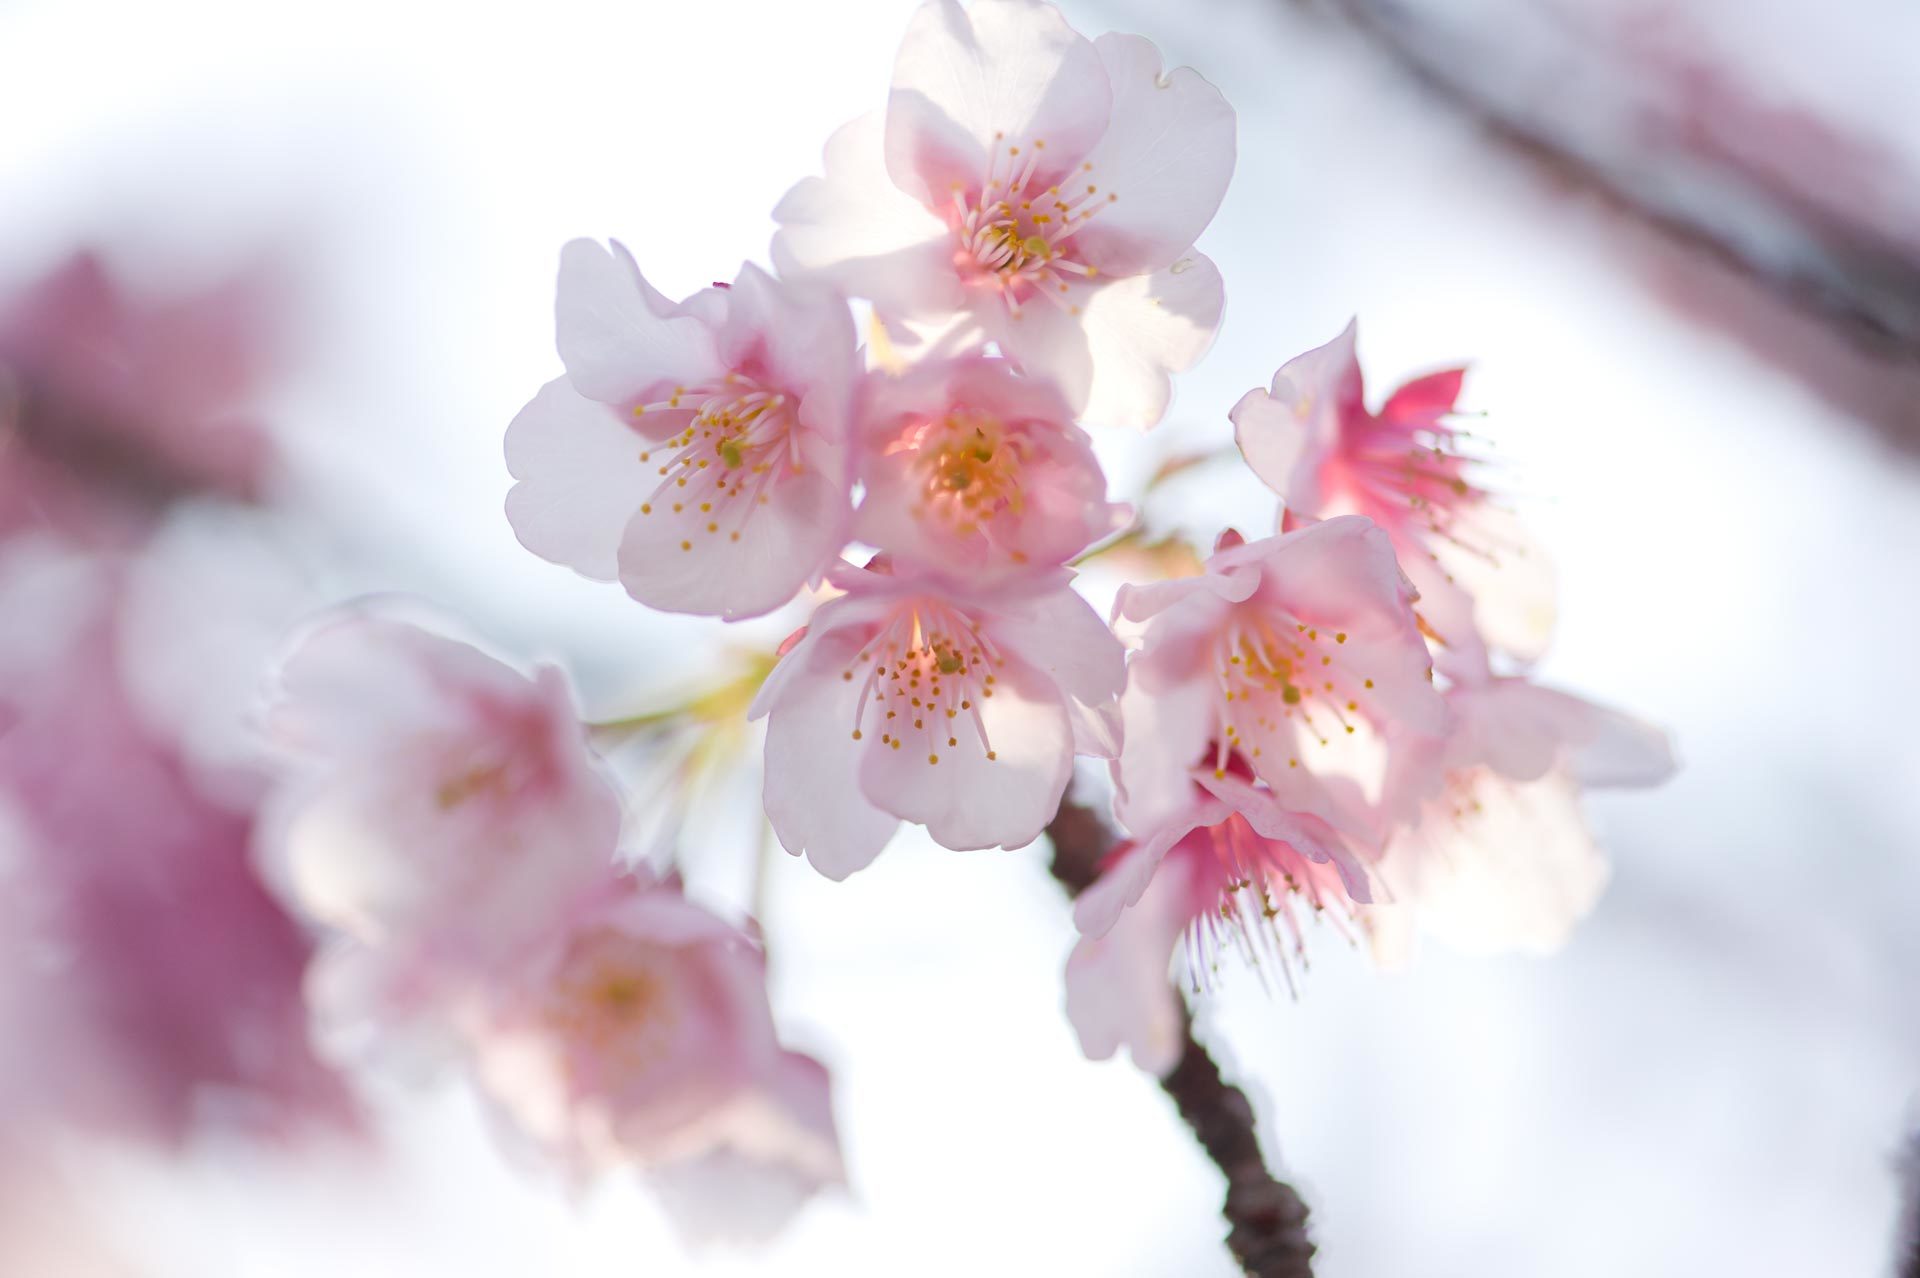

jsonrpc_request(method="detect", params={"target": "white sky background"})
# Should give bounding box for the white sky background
[3,0,1918,1275]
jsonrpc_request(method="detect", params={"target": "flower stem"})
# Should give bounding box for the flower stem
[1045,791,1317,1278]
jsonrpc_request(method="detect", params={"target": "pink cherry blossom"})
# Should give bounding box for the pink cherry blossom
[772,0,1235,428]
[0,534,351,1146]
[314,870,845,1242]
[1112,515,1446,846]
[261,606,623,973]
[749,558,1125,877]
[855,355,1127,580]
[1066,761,1362,1075]
[0,252,278,543]
[464,878,844,1240]
[1373,675,1676,955]
[1230,319,1555,669]
[506,241,858,620]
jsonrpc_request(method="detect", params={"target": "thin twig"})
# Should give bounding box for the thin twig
[1046,792,1317,1278]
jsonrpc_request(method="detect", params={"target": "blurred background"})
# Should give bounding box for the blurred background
[2,0,1916,1274]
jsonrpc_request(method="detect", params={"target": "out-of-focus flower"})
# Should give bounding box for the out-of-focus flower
[855,355,1126,580]
[1370,674,1676,956]
[772,0,1234,427]
[0,533,351,1145]
[749,557,1124,877]
[261,608,623,973]
[1066,757,1362,1075]
[463,876,844,1241]
[0,253,277,543]
[1230,319,1555,670]
[1111,516,1445,844]
[506,242,858,620]
[261,605,845,1242]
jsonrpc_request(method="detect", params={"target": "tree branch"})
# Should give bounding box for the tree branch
[1046,792,1317,1278]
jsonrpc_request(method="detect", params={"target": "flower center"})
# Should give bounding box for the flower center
[891,409,1031,545]
[631,372,802,552]
[1214,610,1371,762]
[542,929,679,1074]
[1179,812,1358,996]
[947,135,1115,313]
[838,601,1006,766]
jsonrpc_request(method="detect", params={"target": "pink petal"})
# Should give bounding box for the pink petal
[1231,319,1361,515]
[1070,33,1236,277]
[505,376,652,582]
[772,113,961,320]
[616,461,849,621]
[1381,771,1607,955]
[1380,366,1466,422]
[856,654,1072,851]
[988,252,1223,428]
[553,239,725,407]
[1065,839,1205,1075]
[884,0,1110,203]
[760,627,901,880]
[980,580,1126,757]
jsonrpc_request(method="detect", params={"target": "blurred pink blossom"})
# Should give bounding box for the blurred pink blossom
[465,877,844,1241]
[773,0,1234,427]
[0,535,351,1146]
[1370,674,1675,956]
[262,607,624,974]
[0,253,278,544]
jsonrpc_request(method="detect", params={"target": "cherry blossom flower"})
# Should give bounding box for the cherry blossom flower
[261,607,623,972]
[311,870,844,1243]
[1372,674,1676,955]
[1230,319,1555,670]
[1066,763,1362,1075]
[506,241,858,620]
[855,354,1127,579]
[0,252,277,544]
[464,877,844,1240]
[0,533,351,1145]
[1112,516,1446,846]
[749,558,1125,877]
[772,0,1235,428]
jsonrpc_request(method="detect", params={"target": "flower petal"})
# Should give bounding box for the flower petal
[505,377,651,582]
[1070,33,1235,277]
[885,0,1110,203]
[554,239,725,406]
[988,252,1223,428]
[1065,839,1203,1075]
[856,653,1072,851]
[760,629,900,880]
[1230,319,1360,518]
[617,461,849,621]
[773,113,961,320]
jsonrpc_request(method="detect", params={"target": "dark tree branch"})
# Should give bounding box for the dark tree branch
[1046,793,1317,1278]
[1899,1130,1920,1278]
[1285,0,1920,451]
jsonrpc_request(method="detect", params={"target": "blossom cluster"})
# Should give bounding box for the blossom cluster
[499,0,1672,1079]
[249,0,1674,1245]
[258,608,844,1241]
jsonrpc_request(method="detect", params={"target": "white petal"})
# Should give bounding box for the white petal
[505,377,650,582]
[773,113,960,320]
[989,252,1223,429]
[1072,33,1235,277]
[554,239,724,406]
[885,0,1110,202]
